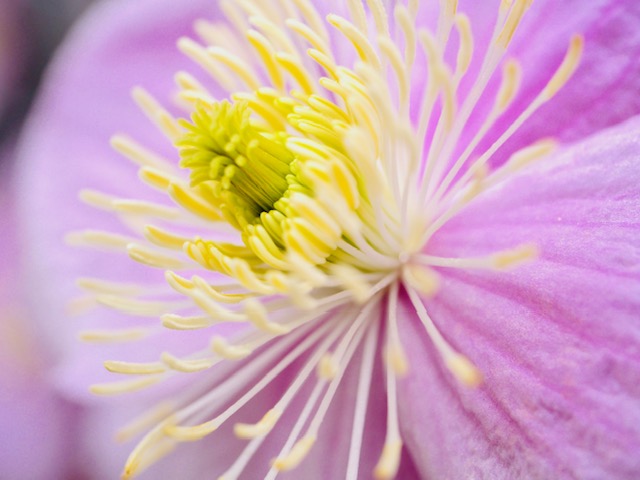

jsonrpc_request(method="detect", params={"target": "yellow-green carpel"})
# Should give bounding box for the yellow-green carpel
[178,100,297,228]
[173,93,400,295]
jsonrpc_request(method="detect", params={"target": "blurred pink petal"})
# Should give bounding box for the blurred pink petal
[0,145,81,480]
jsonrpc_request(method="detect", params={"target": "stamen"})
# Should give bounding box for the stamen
[407,287,482,387]
[453,14,473,80]
[234,409,281,439]
[131,87,182,141]
[385,282,409,376]
[160,352,216,373]
[417,243,539,271]
[79,328,151,343]
[104,360,167,375]
[66,230,137,251]
[272,435,316,471]
[345,315,378,479]
[164,319,333,442]
[90,376,163,396]
[210,336,253,360]
[127,243,191,270]
[110,135,176,172]
[116,402,175,443]
[374,283,404,480]
[543,35,584,100]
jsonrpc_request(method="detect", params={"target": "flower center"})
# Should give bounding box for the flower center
[179,100,295,224]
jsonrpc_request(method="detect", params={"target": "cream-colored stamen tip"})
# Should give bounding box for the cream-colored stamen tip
[272,435,316,471]
[234,409,281,439]
[446,354,483,387]
[374,439,403,480]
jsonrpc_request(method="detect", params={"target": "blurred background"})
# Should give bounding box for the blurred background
[1,1,96,478]
[0,0,95,142]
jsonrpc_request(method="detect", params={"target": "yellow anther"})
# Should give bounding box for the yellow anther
[110,135,174,171]
[104,360,167,375]
[90,377,162,396]
[127,243,188,270]
[275,53,315,95]
[164,420,218,442]
[116,402,175,443]
[374,439,403,480]
[327,14,381,70]
[496,0,531,48]
[143,225,189,250]
[505,139,556,173]
[386,344,409,377]
[76,278,143,296]
[307,48,339,80]
[168,182,223,222]
[244,299,290,334]
[454,14,473,77]
[246,29,284,90]
[496,59,522,113]
[95,294,182,317]
[286,18,331,55]
[79,328,149,343]
[122,415,177,478]
[138,167,174,191]
[131,86,183,141]
[207,46,261,91]
[210,336,253,360]
[330,263,371,304]
[161,314,214,331]
[445,353,483,387]
[112,199,180,219]
[330,159,360,210]
[492,243,539,269]
[234,409,282,439]
[317,354,339,380]
[543,35,584,100]
[65,230,135,250]
[402,263,440,297]
[272,435,316,471]
[78,189,119,211]
[160,352,214,373]
[164,271,194,294]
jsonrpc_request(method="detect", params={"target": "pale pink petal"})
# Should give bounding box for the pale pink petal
[398,115,640,479]
[0,146,81,480]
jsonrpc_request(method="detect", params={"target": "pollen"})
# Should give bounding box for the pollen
[69,0,584,478]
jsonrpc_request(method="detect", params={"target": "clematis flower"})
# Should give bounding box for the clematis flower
[16,0,640,479]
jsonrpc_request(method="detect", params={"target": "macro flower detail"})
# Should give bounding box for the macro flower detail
[18,0,640,478]
[68,0,585,477]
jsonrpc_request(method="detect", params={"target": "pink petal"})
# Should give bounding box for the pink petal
[0,146,80,480]
[398,116,640,478]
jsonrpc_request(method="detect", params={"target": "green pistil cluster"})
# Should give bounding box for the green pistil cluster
[178,100,297,228]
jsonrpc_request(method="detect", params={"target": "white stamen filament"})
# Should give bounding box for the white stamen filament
[345,315,379,479]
